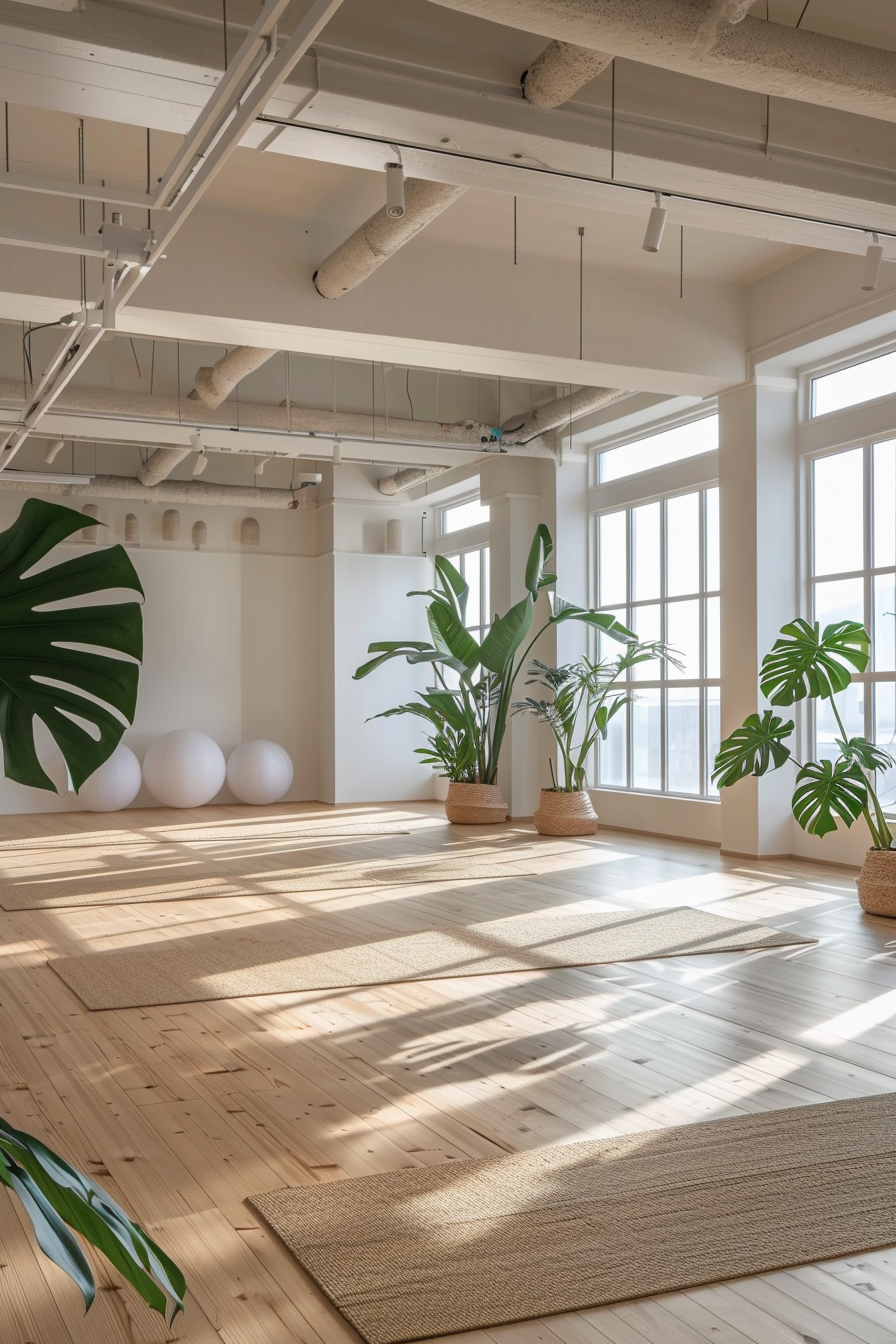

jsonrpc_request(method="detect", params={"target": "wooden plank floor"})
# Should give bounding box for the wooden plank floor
[0,800,894,1344]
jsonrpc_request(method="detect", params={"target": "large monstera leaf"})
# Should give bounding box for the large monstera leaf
[791,758,868,838]
[712,710,794,788]
[759,618,869,705]
[0,499,143,793]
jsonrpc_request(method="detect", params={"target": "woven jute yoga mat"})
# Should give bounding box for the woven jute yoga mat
[49,907,812,1008]
[249,1092,896,1344]
[0,823,411,851]
[0,853,537,910]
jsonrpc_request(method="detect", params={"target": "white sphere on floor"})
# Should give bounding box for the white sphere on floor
[142,730,226,808]
[226,740,294,805]
[77,744,143,812]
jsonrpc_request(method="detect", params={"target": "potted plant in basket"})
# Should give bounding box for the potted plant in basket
[712,617,896,915]
[514,638,676,836]
[354,525,635,823]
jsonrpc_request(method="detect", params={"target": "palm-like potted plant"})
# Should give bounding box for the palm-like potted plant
[0,498,186,1323]
[514,639,673,835]
[354,525,635,822]
[713,617,896,915]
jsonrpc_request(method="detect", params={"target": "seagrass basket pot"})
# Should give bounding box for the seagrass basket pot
[856,848,896,917]
[533,789,599,837]
[444,782,508,825]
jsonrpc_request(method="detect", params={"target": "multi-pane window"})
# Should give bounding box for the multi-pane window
[594,487,720,797]
[810,443,896,809]
[442,547,490,644]
[598,414,718,483]
[441,497,490,534]
[811,350,896,417]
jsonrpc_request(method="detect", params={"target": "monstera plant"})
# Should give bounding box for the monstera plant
[0,498,186,1322]
[713,617,893,850]
[0,498,143,792]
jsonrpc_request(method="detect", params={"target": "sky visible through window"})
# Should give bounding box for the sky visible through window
[599,415,718,483]
[812,350,896,417]
[441,497,489,534]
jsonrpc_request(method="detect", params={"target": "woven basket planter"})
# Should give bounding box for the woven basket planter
[533,789,599,837]
[856,848,896,917]
[444,782,508,825]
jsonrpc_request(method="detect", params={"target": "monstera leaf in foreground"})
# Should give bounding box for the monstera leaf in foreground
[0,498,143,792]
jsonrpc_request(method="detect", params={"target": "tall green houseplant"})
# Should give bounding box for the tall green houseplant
[354,525,634,797]
[713,617,893,849]
[0,498,186,1324]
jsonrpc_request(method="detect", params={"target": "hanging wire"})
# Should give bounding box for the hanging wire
[578,226,585,360]
[284,350,292,433]
[513,196,518,265]
[176,340,182,422]
[78,120,86,308]
[610,59,616,181]
[4,102,9,173]
[129,338,141,377]
[222,0,229,69]
[371,360,376,441]
[146,128,152,228]
[795,0,812,26]
[680,225,684,300]
[406,368,415,420]
[150,339,156,395]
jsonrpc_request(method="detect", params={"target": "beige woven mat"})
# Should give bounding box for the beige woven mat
[249,1092,896,1344]
[0,853,536,910]
[49,906,812,1008]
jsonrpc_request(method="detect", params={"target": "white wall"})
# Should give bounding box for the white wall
[0,494,318,814]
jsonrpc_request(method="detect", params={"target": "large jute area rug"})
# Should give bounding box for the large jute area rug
[0,853,538,910]
[49,907,812,1008]
[249,1092,896,1344]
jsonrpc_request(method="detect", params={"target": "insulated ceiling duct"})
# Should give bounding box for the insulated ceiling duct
[314,180,467,299]
[190,346,278,410]
[502,385,628,446]
[378,466,449,495]
[137,446,191,486]
[0,474,314,509]
[426,0,896,123]
[522,41,612,109]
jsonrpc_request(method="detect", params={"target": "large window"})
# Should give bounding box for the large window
[810,443,896,809]
[811,348,896,417]
[594,487,720,797]
[598,415,718,483]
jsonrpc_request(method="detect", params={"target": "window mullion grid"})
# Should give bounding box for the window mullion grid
[699,488,707,796]
[864,442,874,745]
[626,508,634,790]
[660,499,668,793]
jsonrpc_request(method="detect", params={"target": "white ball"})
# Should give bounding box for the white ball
[226,740,294,805]
[78,744,143,812]
[142,730,226,809]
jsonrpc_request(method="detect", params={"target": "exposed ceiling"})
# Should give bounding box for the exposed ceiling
[2,0,896,487]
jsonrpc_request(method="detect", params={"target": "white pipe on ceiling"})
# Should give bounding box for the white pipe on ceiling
[378,466,449,495]
[137,446,192,486]
[0,474,313,509]
[426,0,896,123]
[522,41,612,109]
[314,179,467,299]
[190,346,279,410]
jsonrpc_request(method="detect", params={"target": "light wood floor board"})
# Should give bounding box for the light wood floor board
[0,801,892,1344]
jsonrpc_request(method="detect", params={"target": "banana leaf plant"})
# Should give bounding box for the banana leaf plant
[513,640,677,793]
[0,499,186,1322]
[354,525,635,783]
[712,617,894,848]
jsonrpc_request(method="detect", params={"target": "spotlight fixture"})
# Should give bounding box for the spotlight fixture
[385,162,405,219]
[642,192,668,254]
[332,439,343,465]
[192,452,209,476]
[862,233,885,292]
[44,437,66,464]
[255,456,273,477]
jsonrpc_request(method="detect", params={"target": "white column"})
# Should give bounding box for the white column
[718,382,798,855]
[480,455,557,817]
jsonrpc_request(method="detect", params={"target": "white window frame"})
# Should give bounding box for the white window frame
[800,334,896,425]
[439,493,489,539]
[589,442,721,802]
[588,405,718,489]
[803,438,896,815]
[434,493,490,643]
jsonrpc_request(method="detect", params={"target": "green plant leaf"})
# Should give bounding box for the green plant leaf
[479,595,534,673]
[353,641,433,679]
[0,1115,185,1323]
[712,710,794,788]
[0,499,144,793]
[548,598,635,643]
[428,602,481,670]
[836,736,896,773]
[792,758,868,837]
[433,555,469,622]
[524,524,554,597]
[759,618,870,705]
